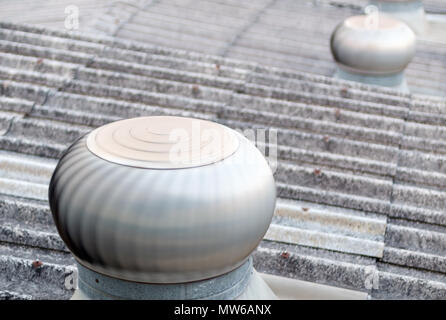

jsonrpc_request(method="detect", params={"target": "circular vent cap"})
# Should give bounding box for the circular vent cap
[86,116,239,169]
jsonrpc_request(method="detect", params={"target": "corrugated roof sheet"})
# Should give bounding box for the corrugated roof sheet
[0,1,445,300]
[81,0,446,97]
[0,0,111,31]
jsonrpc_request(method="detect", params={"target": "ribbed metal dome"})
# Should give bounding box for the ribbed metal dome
[49,116,276,284]
[330,15,416,75]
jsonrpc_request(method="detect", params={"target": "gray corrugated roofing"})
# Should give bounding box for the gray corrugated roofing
[79,0,446,97]
[0,0,111,30]
[0,2,445,300]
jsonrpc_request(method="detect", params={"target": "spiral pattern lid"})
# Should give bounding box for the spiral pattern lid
[86,116,239,169]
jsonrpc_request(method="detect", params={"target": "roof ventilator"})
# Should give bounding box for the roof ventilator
[330,14,416,92]
[49,116,277,300]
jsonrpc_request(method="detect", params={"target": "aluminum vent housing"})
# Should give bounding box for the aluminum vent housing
[330,15,415,91]
[48,116,276,285]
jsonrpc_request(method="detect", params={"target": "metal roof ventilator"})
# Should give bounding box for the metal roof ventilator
[330,13,416,92]
[49,116,277,300]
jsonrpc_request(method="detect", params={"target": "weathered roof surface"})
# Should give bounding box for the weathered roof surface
[80,0,446,97]
[2,0,445,98]
[0,0,111,31]
[0,19,446,299]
